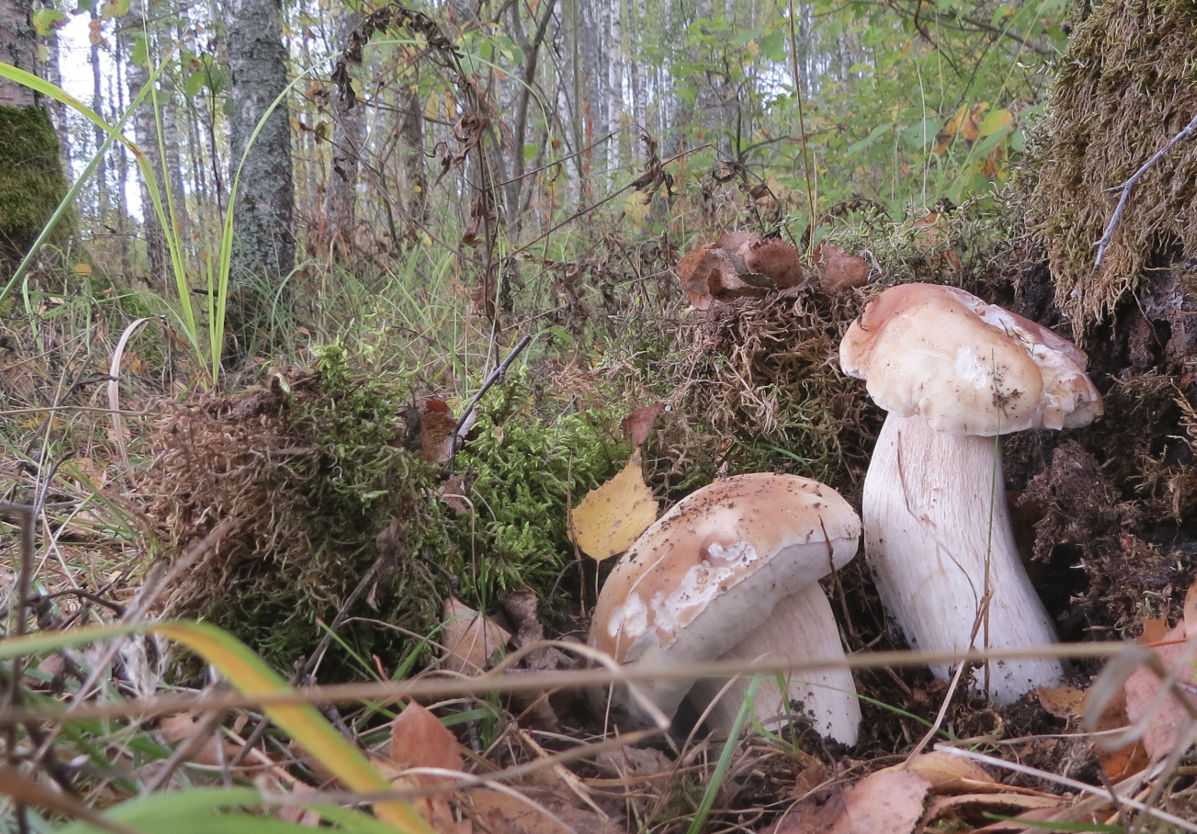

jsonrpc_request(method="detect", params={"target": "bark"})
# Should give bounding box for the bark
[0,0,69,272]
[161,73,190,251]
[37,0,69,169]
[117,1,167,286]
[324,10,366,258]
[226,0,295,359]
[397,81,427,229]
[0,0,36,108]
[90,8,108,227]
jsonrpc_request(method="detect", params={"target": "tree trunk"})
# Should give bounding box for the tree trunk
[226,0,295,362]
[324,10,365,259]
[0,0,69,275]
[118,1,168,287]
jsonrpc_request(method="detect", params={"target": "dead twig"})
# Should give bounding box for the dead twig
[1094,111,1197,267]
[448,334,532,463]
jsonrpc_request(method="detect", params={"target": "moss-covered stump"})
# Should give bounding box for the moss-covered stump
[1029,0,1197,333]
[0,105,69,269]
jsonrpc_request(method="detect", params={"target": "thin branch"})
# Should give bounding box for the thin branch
[449,334,533,462]
[1094,111,1197,267]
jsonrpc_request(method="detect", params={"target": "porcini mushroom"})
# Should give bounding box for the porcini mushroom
[839,283,1103,703]
[587,473,861,741]
[688,581,862,743]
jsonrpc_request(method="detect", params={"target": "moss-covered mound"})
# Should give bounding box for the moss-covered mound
[138,345,632,673]
[1029,0,1197,334]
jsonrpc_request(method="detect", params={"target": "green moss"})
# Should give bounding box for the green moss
[450,370,631,607]
[0,105,69,264]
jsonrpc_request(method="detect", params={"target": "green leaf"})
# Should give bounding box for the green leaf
[32,8,67,34]
[131,32,148,67]
[759,28,786,62]
[846,123,891,157]
[183,70,206,98]
[900,118,939,152]
[100,0,131,18]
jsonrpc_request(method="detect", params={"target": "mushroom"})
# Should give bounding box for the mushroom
[687,582,861,744]
[587,473,861,742]
[839,283,1103,703]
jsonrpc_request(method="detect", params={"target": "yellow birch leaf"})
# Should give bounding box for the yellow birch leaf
[569,450,657,561]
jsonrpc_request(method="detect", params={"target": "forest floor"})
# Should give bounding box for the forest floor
[3,206,1197,833]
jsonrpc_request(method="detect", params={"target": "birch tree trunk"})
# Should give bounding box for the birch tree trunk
[226,0,295,361]
[324,10,365,259]
[117,1,168,286]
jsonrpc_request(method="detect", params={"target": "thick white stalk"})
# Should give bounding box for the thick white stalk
[864,412,1064,703]
[688,584,860,744]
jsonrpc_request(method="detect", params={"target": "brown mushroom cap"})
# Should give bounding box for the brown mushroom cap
[588,473,860,726]
[840,283,1103,435]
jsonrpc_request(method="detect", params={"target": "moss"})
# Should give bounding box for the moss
[450,369,631,606]
[1027,0,1197,335]
[142,343,452,676]
[0,105,70,266]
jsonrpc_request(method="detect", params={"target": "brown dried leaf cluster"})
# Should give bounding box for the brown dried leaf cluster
[676,231,804,310]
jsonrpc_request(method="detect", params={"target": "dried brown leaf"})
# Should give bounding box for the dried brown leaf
[1123,622,1197,761]
[813,243,870,293]
[774,770,931,834]
[621,403,663,449]
[389,701,465,773]
[878,751,996,795]
[441,597,512,675]
[1036,684,1086,720]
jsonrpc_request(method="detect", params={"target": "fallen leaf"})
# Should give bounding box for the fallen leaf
[1184,577,1197,637]
[1036,684,1086,720]
[569,451,657,561]
[441,598,511,675]
[621,403,663,449]
[1140,617,1172,645]
[774,770,931,834]
[160,712,242,767]
[924,793,1061,830]
[813,244,869,293]
[417,399,458,463]
[1080,682,1150,780]
[465,788,622,834]
[383,702,470,833]
[878,751,996,794]
[1123,622,1197,761]
[389,701,464,773]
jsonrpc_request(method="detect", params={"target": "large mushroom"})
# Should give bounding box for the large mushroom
[587,473,861,742]
[839,283,1103,703]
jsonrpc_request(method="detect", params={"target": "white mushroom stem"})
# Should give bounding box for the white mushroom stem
[865,412,1064,703]
[688,583,860,744]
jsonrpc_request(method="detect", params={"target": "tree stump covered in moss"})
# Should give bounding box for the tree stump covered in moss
[1000,0,1197,640]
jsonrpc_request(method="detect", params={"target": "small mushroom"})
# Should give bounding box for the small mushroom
[587,473,861,740]
[840,283,1103,703]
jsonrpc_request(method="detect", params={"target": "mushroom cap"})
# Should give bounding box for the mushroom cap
[588,473,860,723]
[840,283,1103,436]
